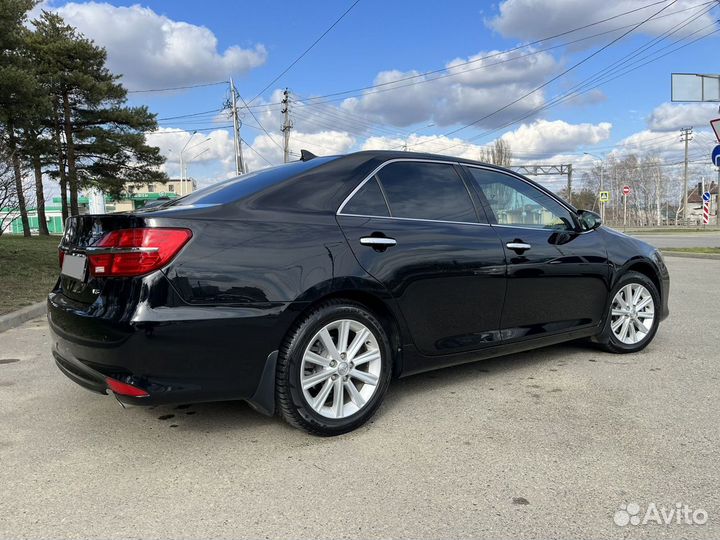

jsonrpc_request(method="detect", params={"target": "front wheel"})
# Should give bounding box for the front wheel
[276,300,392,436]
[597,271,660,353]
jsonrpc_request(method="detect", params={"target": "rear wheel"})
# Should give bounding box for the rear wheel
[276,300,392,436]
[597,271,660,353]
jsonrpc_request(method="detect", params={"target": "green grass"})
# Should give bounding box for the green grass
[0,235,60,315]
[660,247,720,254]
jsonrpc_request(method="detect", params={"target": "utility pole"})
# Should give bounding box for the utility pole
[680,127,693,224]
[567,164,573,206]
[229,78,246,175]
[281,89,293,163]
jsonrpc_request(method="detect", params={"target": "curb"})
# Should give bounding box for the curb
[0,301,47,334]
[661,251,720,261]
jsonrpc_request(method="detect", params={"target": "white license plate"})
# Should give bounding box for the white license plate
[61,253,87,281]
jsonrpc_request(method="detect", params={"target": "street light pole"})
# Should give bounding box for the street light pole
[179,133,211,197]
[179,131,197,197]
[584,152,605,222]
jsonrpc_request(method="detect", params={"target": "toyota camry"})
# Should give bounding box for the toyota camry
[49,150,669,435]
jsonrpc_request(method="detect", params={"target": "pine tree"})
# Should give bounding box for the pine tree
[0,0,40,236]
[29,12,167,215]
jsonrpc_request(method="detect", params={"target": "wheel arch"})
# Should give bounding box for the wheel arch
[289,289,405,378]
[621,258,662,300]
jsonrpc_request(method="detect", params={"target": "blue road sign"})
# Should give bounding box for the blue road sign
[703,191,711,202]
[713,145,720,166]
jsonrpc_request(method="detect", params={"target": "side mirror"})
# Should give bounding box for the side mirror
[577,209,602,231]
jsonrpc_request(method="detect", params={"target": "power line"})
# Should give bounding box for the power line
[428,5,718,155]
[128,81,227,94]
[157,108,225,121]
[428,0,680,143]
[240,137,274,167]
[248,0,362,104]
[145,125,233,135]
[138,2,706,136]
[236,90,285,152]
[292,0,707,107]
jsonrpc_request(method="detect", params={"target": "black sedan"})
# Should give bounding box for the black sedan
[49,150,669,435]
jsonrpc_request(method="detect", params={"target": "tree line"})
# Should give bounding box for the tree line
[0,0,166,237]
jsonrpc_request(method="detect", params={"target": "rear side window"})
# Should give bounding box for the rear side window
[342,176,390,216]
[169,157,335,206]
[375,161,477,222]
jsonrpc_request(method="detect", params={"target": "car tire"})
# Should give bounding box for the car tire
[596,271,661,354]
[276,299,393,436]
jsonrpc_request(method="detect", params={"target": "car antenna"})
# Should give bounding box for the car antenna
[300,149,317,161]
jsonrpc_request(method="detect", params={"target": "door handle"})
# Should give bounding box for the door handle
[506,242,531,252]
[360,237,397,247]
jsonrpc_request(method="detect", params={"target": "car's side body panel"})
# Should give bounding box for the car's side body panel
[337,214,507,355]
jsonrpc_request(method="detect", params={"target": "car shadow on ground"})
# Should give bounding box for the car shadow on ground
[135,341,598,435]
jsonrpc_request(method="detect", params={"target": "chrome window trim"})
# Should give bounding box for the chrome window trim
[336,158,480,225]
[493,223,572,232]
[338,212,493,227]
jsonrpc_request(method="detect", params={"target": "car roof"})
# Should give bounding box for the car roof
[152,150,568,218]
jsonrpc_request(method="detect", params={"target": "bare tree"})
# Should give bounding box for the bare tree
[479,139,513,167]
[0,153,19,236]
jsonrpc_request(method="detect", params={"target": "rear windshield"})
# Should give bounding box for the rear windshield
[168,157,335,206]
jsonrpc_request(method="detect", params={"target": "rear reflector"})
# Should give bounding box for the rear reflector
[88,228,192,278]
[106,377,149,397]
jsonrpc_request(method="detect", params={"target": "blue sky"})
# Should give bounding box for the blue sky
[34,0,720,190]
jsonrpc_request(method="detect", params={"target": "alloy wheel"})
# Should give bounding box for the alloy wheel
[300,319,382,419]
[610,283,655,345]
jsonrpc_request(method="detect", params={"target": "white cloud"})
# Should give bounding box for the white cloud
[500,119,613,157]
[52,2,266,90]
[487,0,718,47]
[612,129,683,158]
[362,134,498,162]
[361,119,612,162]
[338,48,559,128]
[647,102,719,132]
[145,127,235,179]
[245,130,356,171]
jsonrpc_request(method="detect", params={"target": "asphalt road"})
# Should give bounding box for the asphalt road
[1,257,718,539]
[629,231,720,249]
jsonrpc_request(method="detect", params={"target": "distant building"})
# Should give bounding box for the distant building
[110,178,196,212]
[0,178,196,234]
[684,181,719,224]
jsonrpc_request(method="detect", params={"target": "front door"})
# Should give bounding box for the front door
[337,160,507,356]
[463,165,610,342]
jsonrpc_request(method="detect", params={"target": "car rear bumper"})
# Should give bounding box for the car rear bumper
[53,348,108,395]
[48,291,296,411]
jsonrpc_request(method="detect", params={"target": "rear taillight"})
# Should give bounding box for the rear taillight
[88,228,192,278]
[106,377,149,397]
[58,249,65,268]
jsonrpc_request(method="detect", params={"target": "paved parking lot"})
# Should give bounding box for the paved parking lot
[0,257,718,539]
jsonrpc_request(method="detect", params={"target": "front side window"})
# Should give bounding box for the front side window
[467,168,574,230]
[375,161,477,222]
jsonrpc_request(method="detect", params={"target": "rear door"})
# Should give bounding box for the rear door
[463,165,610,342]
[336,159,507,356]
